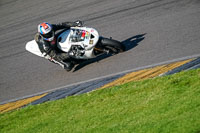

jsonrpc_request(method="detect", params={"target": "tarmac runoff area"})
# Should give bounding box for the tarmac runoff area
[0,57,200,113]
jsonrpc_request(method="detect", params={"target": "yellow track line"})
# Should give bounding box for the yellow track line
[0,93,47,113]
[100,59,193,89]
[0,59,193,113]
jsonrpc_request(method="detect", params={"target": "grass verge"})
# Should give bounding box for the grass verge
[0,69,200,133]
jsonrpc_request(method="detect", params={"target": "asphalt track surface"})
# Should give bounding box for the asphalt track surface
[0,0,200,103]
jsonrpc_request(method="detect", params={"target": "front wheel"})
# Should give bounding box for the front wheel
[97,37,125,54]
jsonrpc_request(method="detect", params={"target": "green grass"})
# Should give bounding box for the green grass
[1,69,200,133]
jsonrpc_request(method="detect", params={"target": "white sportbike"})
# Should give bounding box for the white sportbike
[26,26,125,70]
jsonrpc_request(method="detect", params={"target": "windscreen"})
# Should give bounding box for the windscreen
[69,29,90,42]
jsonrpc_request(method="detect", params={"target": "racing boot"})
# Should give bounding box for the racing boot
[62,61,74,71]
[58,54,75,71]
[50,59,74,71]
[49,51,74,71]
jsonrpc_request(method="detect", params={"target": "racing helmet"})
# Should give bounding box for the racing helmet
[38,22,55,41]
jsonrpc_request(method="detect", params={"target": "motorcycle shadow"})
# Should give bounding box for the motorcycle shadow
[73,33,146,72]
[122,33,146,51]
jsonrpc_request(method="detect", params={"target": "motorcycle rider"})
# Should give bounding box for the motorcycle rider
[35,20,83,71]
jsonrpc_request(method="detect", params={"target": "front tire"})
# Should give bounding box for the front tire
[98,37,125,54]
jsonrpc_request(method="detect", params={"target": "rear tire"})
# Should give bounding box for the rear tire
[98,37,125,54]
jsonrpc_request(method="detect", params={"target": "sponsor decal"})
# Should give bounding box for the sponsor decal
[81,30,86,38]
[89,40,93,44]
[85,31,90,39]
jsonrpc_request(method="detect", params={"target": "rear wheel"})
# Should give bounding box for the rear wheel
[98,37,125,54]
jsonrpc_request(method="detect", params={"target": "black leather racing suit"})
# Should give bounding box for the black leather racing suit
[35,22,79,71]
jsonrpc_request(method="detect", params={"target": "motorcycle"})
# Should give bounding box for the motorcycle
[25,26,125,70]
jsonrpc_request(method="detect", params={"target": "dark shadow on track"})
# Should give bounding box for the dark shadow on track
[122,33,146,51]
[73,33,146,72]
[72,54,112,72]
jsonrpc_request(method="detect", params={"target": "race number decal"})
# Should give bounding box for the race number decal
[89,40,93,44]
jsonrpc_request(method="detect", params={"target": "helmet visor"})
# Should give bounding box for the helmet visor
[43,31,54,39]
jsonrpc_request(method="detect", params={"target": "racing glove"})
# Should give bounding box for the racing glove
[74,20,83,27]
